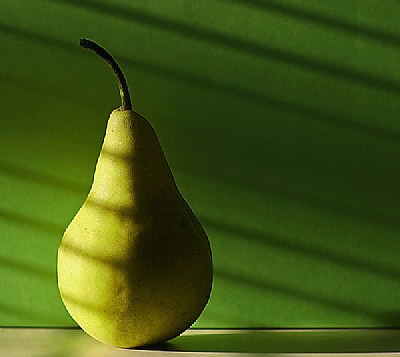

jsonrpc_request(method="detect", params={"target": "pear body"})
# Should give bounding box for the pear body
[57,109,212,348]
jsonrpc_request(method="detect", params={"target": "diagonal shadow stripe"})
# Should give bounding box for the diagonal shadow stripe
[215,269,399,326]
[0,254,54,279]
[229,0,400,48]
[0,161,87,194]
[55,0,400,96]
[0,301,62,325]
[188,162,400,233]
[0,207,64,235]
[202,216,400,282]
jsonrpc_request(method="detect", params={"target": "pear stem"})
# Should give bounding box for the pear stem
[79,38,132,111]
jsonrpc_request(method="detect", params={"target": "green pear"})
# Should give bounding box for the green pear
[57,39,213,348]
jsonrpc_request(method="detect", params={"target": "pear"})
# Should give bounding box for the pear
[57,39,213,348]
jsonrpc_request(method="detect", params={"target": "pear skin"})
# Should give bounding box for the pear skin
[57,40,213,348]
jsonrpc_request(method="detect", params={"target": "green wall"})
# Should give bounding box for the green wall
[1,0,400,328]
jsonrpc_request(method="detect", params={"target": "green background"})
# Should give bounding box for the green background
[1,0,400,328]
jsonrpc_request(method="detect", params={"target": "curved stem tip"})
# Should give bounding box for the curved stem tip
[79,38,132,111]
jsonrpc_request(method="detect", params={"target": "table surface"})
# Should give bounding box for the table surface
[1,328,400,356]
